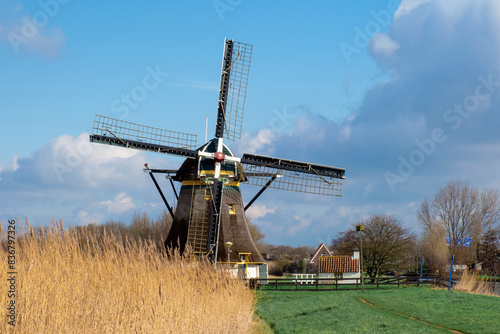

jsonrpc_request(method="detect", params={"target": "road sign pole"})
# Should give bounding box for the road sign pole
[448,254,454,291]
[356,224,365,292]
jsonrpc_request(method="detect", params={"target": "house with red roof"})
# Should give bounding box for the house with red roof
[318,251,360,283]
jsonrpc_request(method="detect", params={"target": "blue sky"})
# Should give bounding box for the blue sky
[2,0,500,247]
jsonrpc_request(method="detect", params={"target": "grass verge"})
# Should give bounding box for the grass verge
[257,287,499,333]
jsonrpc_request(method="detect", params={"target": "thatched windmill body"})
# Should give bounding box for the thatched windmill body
[90,39,345,276]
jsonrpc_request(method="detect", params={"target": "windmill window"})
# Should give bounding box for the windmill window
[228,204,236,215]
[239,253,250,262]
[321,252,326,257]
[334,272,343,280]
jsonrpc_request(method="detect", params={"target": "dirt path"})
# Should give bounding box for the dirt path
[358,298,465,334]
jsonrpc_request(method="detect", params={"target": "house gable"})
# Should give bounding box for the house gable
[308,243,332,264]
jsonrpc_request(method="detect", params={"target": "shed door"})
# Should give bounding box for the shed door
[258,264,268,284]
[238,264,246,280]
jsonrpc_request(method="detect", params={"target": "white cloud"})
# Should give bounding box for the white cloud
[256,0,500,238]
[339,124,351,142]
[336,205,367,220]
[74,210,105,226]
[0,155,21,173]
[434,0,488,23]
[234,128,276,155]
[96,192,136,215]
[394,0,431,19]
[10,155,19,171]
[363,182,376,197]
[40,133,143,187]
[0,0,71,57]
[0,18,66,57]
[371,33,400,57]
[0,133,176,226]
[245,203,278,220]
[295,116,326,142]
[288,215,311,236]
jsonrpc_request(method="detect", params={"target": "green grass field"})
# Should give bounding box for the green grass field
[256,287,499,333]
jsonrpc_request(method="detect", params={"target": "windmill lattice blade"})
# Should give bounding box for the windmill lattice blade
[90,114,198,158]
[216,40,252,142]
[241,154,345,196]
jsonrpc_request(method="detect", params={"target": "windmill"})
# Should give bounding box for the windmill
[89,39,345,272]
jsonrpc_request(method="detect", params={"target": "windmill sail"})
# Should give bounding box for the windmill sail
[215,39,252,142]
[90,114,198,158]
[241,153,345,197]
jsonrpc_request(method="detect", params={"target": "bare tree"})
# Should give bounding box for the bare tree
[331,214,415,279]
[247,218,265,253]
[475,190,500,238]
[417,180,500,264]
[130,211,153,242]
[265,244,314,275]
[477,227,500,276]
[419,222,449,274]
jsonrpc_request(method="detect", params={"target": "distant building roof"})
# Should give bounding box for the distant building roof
[309,243,332,264]
[319,256,359,273]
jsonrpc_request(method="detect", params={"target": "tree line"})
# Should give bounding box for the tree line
[72,211,173,252]
[46,179,498,278]
[330,180,500,279]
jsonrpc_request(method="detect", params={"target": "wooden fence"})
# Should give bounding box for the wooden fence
[246,275,442,291]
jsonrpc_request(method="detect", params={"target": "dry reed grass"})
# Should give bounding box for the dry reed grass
[454,269,497,296]
[1,220,261,333]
